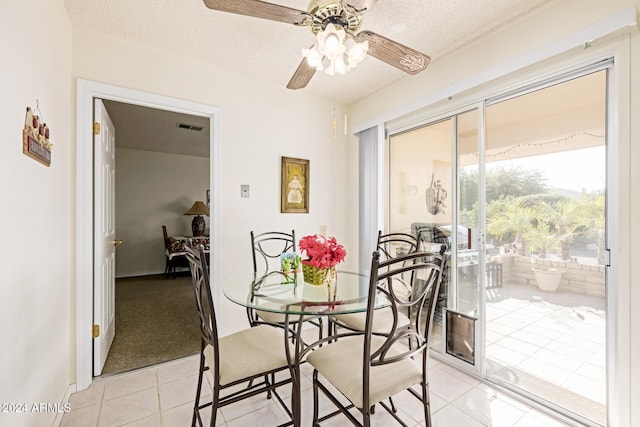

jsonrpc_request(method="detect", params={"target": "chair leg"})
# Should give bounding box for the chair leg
[266,374,273,399]
[363,409,371,427]
[192,350,206,427]
[210,388,219,427]
[388,396,397,413]
[312,370,320,427]
[422,382,432,427]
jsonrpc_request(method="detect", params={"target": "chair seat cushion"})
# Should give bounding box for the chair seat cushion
[331,307,410,334]
[306,335,423,409]
[203,325,290,386]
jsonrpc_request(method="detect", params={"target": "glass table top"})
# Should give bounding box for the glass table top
[223,270,390,316]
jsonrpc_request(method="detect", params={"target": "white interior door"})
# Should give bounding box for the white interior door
[93,99,117,376]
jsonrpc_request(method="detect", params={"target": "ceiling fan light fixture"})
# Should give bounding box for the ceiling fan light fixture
[347,39,368,67]
[324,32,340,54]
[302,46,324,68]
[304,22,368,77]
[333,54,347,75]
[317,24,346,59]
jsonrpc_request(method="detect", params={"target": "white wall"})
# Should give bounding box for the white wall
[71,29,357,340]
[349,1,640,425]
[115,148,209,277]
[0,2,73,427]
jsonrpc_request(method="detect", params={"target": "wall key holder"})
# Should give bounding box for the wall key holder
[22,100,53,166]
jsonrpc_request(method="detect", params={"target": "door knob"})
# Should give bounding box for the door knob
[112,239,124,247]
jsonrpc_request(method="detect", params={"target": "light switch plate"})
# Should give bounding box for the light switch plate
[241,185,250,198]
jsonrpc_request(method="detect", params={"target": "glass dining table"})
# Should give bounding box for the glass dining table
[223,269,389,427]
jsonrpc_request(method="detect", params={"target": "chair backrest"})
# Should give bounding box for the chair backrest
[162,225,170,250]
[364,249,445,375]
[185,245,219,375]
[250,230,296,274]
[376,230,421,261]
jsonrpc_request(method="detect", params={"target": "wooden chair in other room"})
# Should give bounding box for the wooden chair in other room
[162,225,189,278]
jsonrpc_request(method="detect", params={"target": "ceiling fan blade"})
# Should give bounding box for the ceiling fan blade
[203,0,310,25]
[287,56,317,90]
[340,0,377,16]
[356,30,431,75]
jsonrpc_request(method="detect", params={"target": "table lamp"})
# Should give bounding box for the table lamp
[184,201,209,237]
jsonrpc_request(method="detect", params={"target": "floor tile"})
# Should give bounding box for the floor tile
[431,403,485,426]
[451,386,526,427]
[225,403,288,426]
[121,413,161,426]
[429,365,476,402]
[162,401,225,427]
[101,368,158,402]
[68,382,105,410]
[220,392,276,422]
[158,374,200,411]
[60,403,100,427]
[98,387,159,427]
[156,355,200,384]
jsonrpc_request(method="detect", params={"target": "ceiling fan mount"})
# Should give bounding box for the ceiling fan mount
[202,0,431,89]
[306,1,362,35]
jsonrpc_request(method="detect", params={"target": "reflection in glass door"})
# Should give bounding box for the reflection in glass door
[386,111,481,375]
[385,69,608,426]
[483,71,607,426]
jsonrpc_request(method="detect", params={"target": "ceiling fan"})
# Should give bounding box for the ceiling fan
[202,0,431,89]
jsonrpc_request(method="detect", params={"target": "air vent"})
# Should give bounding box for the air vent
[176,122,205,132]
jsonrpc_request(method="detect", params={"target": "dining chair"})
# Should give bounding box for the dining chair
[249,230,324,341]
[330,230,432,335]
[184,244,293,427]
[306,249,446,427]
[162,225,189,278]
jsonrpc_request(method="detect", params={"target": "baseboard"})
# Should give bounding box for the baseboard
[50,384,76,427]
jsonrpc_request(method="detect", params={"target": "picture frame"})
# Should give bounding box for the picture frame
[281,156,309,213]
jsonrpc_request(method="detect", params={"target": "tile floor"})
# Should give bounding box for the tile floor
[60,352,576,427]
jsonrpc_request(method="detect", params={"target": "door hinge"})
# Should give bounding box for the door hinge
[92,324,100,338]
[606,248,611,267]
[93,122,100,135]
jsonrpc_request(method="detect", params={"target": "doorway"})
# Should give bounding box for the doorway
[384,68,609,425]
[75,79,220,390]
[95,99,210,375]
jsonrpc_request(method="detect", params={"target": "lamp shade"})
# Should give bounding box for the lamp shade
[184,201,209,216]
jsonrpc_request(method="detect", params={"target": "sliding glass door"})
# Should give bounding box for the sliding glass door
[483,70,608,426]
[385,68,609,426]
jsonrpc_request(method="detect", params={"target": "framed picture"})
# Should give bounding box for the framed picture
[281,156,309,213]
[206,190,210,208]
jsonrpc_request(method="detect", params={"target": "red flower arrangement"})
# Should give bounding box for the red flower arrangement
[299,234,347,269]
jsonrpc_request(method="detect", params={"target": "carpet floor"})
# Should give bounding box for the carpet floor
[102,274,201,375]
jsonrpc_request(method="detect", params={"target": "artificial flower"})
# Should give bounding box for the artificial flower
[299,234,346,269]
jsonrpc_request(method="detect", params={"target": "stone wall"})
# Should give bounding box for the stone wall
[492,255,606,298]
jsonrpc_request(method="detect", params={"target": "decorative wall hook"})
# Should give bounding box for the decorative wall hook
[23,101,53,166]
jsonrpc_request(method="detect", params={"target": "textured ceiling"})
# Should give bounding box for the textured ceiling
[102,100,210,158]
[64,0,553,105]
